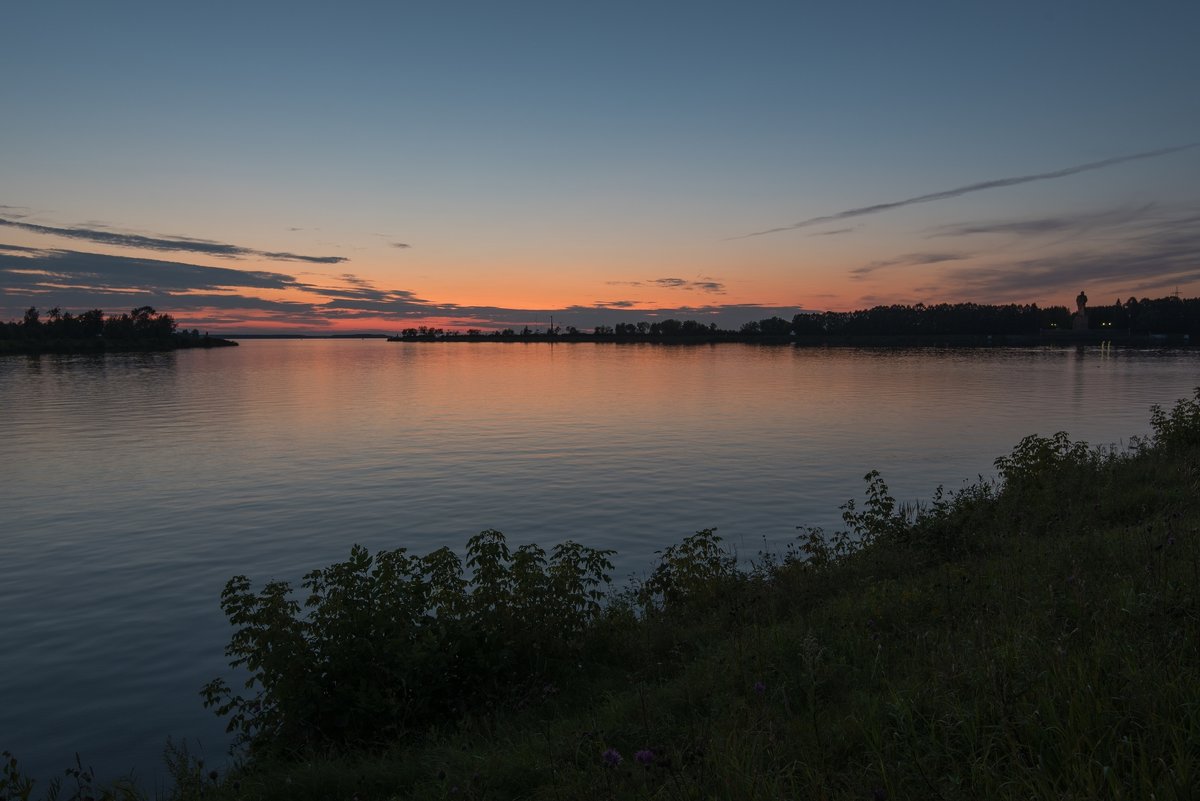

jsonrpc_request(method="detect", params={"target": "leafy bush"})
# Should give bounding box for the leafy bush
[202,531,613,757]
[1150,386,1200,451]
[638,528,737,610]
[795,470,916,568]
[993,430,1095,490]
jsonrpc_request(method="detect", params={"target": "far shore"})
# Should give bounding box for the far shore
[373,331,1194,347]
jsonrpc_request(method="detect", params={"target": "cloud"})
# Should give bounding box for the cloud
[317,291,442,313]
[836,206,1200,302]
[851,252,969,278]
[0,244,808,331]
[606,277,726,294]
[0,217,347,264]
[593,300,636,308]
[944,210,1200,298]
[809,227,855,237]
[291,273,434,307]
[339,273,373,287]
[0,248,444,322]
[732,143,1197,239]
[928,204,1157,238]
[0,246,300,292]
[302,284,428,303]
[0,248,411,325]
[391,242,412,249]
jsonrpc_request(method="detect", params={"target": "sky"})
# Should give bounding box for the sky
[2,0,1198,332]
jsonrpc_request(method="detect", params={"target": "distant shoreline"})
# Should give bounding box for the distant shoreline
[377,331,1193,347]
[223,333,390,340]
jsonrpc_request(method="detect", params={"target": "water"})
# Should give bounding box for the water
[1,341,1197,783]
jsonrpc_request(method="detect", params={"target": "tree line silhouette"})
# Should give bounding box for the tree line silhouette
[6,295,1196,351]
[793,296,1199,337]
[389,295,1199,342]
[0,306,235,353]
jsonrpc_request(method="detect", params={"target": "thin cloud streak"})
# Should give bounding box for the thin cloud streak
[731,144,1198,240]
[0,217,348,264]
[606,277,726,294]
[851,252,968,279]
[594,300,637,308]
[928,204,1158,238]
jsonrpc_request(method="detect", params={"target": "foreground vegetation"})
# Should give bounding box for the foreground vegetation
[0,306,235,354]
[5,391,1200,800]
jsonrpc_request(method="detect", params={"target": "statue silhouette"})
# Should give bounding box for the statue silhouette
[1073,290,1089,330]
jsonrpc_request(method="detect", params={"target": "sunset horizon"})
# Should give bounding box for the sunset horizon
[3,2,1198,333]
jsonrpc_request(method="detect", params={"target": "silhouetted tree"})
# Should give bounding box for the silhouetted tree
[758,316,792,336]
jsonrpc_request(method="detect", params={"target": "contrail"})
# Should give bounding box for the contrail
[730,143,1197,240]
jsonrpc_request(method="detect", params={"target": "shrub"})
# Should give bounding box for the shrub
[639,528,737,610]
[1149,386,1200,451]
[796,470,913,568]
[202,531,613,757]
[993,430,1094,490]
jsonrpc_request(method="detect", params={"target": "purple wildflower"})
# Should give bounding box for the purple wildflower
[753,681,767,695]
[602,748,622,767]
[634,749,655,766]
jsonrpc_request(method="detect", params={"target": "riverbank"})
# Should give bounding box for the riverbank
[5,390,1195,800]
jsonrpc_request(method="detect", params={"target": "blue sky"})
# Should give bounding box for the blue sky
[2,0,1198,331]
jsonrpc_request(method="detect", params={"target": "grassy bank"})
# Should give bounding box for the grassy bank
[6,392,1200,800]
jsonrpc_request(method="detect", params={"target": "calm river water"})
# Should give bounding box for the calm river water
[1,341,1198,783]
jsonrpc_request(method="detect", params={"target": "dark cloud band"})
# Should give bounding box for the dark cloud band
[0,217,347,264]
[1,245,804,331]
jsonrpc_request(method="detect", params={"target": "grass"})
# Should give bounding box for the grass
[5,391,1200,801]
